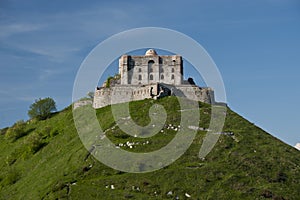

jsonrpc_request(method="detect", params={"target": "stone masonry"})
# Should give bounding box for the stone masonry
[93,49,215,108]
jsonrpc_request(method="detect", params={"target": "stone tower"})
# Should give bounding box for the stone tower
[119,49,183,85]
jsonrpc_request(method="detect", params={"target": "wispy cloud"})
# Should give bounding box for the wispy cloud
[16,95,37,102]
[0,5,139,64]
[0,23,43,38]
[38,68,65,81]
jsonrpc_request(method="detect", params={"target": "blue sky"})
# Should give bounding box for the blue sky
[0,0,299,147]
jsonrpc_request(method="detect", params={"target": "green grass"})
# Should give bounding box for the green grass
[0,97,300,199]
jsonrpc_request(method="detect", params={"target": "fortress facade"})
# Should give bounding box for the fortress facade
[93,49,215,108]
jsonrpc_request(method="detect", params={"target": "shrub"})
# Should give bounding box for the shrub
[5,148,23,166]
[6,155,17,166]
[40,126,52,138]
[5,120,26,142]
[0,127,8,135]
[4,169,20,185]
[52,180,67,192]
[26,132,47,154]
[105,76,113,88]
[50,128,59,137]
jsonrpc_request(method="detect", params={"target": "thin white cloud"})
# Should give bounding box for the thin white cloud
[38,68,65,81]
[17,45,81,62]
[0,23,43,38]
[16,96,36,102]
[0,5,140,63]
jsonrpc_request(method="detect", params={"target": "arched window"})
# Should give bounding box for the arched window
[161,74,164,80]
[148,60,154,73]
[149,74,153,80]
[171,74,174,80]
[171,68,175,73]
[138,68,142,72]
[138,75,142,80]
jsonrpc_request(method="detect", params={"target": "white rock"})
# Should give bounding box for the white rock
[188,125,199,130]
[111,185,115,189]
[185,193,191,198]
[167,191,173,196]
[295,143,300,150]
[100,135,106,140]
[129,146,133,149]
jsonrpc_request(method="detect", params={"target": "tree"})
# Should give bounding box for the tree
[28,97,57,120]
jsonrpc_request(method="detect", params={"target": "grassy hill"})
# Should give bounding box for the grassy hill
[0,97,300,199]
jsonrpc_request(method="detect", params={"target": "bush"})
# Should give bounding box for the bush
[5,120,26,142]
[40,126,52,138]
[6,154,17,166]
[50,128,59,137]
[26,132,47,154]
[3,169,20,185]
[105,76,113,88]
[51,180,67,192]
[28,97,57,120]
[0,127,8,135]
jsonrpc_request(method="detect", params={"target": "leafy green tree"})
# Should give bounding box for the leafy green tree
[28,97,57,120]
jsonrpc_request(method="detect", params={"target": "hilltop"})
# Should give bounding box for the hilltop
[0,97,300,199]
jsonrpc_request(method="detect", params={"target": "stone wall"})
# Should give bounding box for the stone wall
[93,83,214,109]
[119,54,183,86]
[94,84,159,108]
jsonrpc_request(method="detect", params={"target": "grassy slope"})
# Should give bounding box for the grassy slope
[0,97,300,200]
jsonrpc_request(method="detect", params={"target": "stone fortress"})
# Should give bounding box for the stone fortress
[93,49,215,108]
